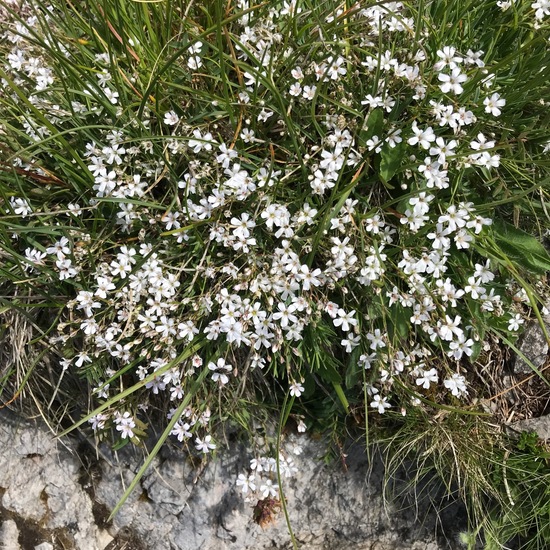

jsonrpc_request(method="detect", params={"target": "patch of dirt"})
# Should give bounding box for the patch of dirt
[471,339,550,424]
[0,487,74,550]
[104,527,149,550]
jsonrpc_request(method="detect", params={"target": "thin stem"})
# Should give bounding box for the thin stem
[276,391,298,550]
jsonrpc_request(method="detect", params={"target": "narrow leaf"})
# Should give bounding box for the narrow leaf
[380,141,406,182]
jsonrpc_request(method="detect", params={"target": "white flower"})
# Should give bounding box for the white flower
[366,135,383,153]
[291,67,304,80]
[273,302,298,328]
[464,49,485,67]
[110,258,132,279]
[448,335,475,360]
[164,110,179,126]
[429,137,457,163]
[114,412,136,439]
[67,203,82,215]
[57,258,78,280]
[326,56,346,80]
[236,473,256,494]
[230,212,255,239]
[187,55,202,69]
[508,313,524,331]
[189,129,215,153]
[259,479,278,498]
[438,68,467,95]
[497,0,514,11]
[465,276,484,299]
[532,0,550,21]
[408,122,435,149]
[74,352,92,368]
[435,46,463,70]
[370,394,391,414]
[386,127,402,148]
[297,265,322,291]
[289,381,304,397]
[438,315,464,342]
[341,334,360,353]
[473,260,495,283]
[416,368,438,389]
[320,146,344,171]
[483,93,506,116]
[208,358,232,385]
[240,128,255,143]
[10,197,32,217]
[76,290,102,317]
[24,247,46,268]
[89,413,108,431]
[214,143,238,169]
[367,329,386,350]
[280,0,302,16]
[333,309,358,332]
[170,421,192,441]
[103,87,119,104]
[454,229,473,249]
[289,82,302,97]
[195,435,216,453]
[257,108,274,122]
[302,85,316,100]
[475,152,500,169]
[444,374,468,397]
[178,320,198,341]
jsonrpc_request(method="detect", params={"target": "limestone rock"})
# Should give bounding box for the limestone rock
[511,415,550,441]
[95,434,465,550]
[0,409,467,550]
[513,321,549,375]
[0,410,113,550]
[0,520,20,550]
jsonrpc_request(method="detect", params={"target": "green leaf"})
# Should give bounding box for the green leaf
[388,303,410,342]
[469,341,482,363]
[303,374,316,398]
[332,383,349,413]
[345,349,362,389]
[317,360,342,384]
[492,219,550,275]
[359,108,384,145]
[380,141,406,182]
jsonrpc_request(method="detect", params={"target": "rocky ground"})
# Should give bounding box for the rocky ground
[0,408,472,550]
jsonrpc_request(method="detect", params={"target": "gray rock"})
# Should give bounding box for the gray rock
[0,520,20,550]
[513,321,549,374]
[511,415,550,440]
[95,434,464,550]
[0,410,112,550]
[0,409,467,550]
[141,460,189,515]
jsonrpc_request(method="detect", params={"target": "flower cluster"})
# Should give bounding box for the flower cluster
[236,450,300,501]
[1,1,549,465]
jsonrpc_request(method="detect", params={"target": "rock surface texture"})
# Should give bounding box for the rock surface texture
[0,410,466,550]
[512,321,550,375]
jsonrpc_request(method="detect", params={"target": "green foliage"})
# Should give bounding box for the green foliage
[380,141,406,184]
[0,0,549,546]
[492,219,550,275]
